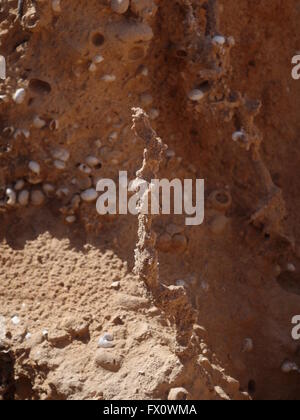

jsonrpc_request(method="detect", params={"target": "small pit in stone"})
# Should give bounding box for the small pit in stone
[92,33,105,47]
[276,271,300,296]
[128,47,145,61]
[29,79,52,95]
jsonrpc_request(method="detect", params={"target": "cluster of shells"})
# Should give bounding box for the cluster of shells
[0,0,233,233]
[186,35,235,111]
[0,132,103,225]
[0,0,161,224]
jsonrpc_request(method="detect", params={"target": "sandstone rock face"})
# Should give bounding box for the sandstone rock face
[0,0,299,401]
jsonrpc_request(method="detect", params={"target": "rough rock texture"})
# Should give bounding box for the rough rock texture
[0,0,299,400]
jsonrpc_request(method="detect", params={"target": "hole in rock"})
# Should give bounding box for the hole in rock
[29,79,52,95]
[92,33,105,47]
[277,271,300,296]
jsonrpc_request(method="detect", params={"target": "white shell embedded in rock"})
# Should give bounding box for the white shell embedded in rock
[51,148,70,162]
[86,156,101,167]
[22,129,30,139]
[287,263,296,273]
[232,131,246,142]
[78,163,92,174]
[25,333,32,340]
[11,316,20,325]
[98,333,114,348]
[89,63,97,73]
[43,183,55,196]
[188,89,205,102]
[212,35,226,45]
[14,128,30,139]
[28,161,41,175]
[33,116,46,129]
[13,88,26,104]
[49,119,59,131]
[15,179,25,191]
[111,0,130,14]
[18,190,30,206]
[281,360,300,374]
[56,187,69,198]
[93,55,104,64]
[6,188,16,206]
[101,74,116,83]
[81,188,98,202]
[54,160,66,170]
[52,0,61,13]
[66,215,76,224]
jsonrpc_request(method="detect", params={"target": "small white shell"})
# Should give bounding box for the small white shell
[98,333,114,348]
[28,161,41,175]
[31,190,45,206]
[228,36,235,46]
[212,35,226,45]
[232,131,246,142]
[111,281,120,290]
[52,0,61,13]
[6,188,16,206]
[56,187,69,198]
[81,188,98,202]
[51,148,70,162]
[111,0,130,14]
[188,89,205,102]
[15,179,25,191]
[66,215,76,224]
[287,263,296,273]
[86,156,101,167]
[141,66,149,77]
[49,119,59,131]
[18,190,30,206]
[22,129,30,139]
[14,129,23,139]
[14,129,30,139]
[71,194,81,210]
[101,74,116,83]
[33,116,46,129]
[11,316,20,325]
[43,183,55,195]
[3,126,15,136]
[13,88,26,104]
[54,160,66,170]
[93,55,104,64]
[78,163,92,174]
[95,139,102,148]
[89,63,97,73]
[281,361,300,374]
